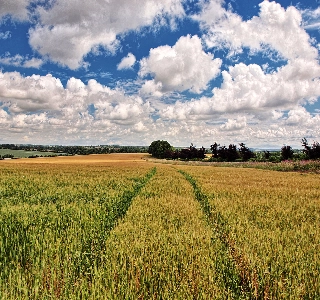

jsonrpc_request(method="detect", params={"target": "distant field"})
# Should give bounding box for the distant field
[0,154,319,299]
[2,153,149,164]
[0,149,64,158]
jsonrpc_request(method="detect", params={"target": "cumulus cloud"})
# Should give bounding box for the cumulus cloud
[0,54,43,69]
[0,0,30,21]
[0,71,152,129]
[220,116,247,131]
[195,0,318,61]
[117,53,136,70]
[132,121,148,133]
[140,80,164,98]
[29,0,185,69]
[139,35,222,93]
[161,58,320,120]
[0,71,157,145]
[0,72,64,113]
[0,0,319,147]
[285,106,320,126]
[0,109,10,126]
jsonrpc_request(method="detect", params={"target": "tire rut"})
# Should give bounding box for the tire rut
[179,169,265,300]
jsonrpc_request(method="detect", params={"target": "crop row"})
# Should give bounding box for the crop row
[180,165,320,299]
[179,169,251,298]
[97,165,226,298]
[0,163,155,299]
[1,159,319,299]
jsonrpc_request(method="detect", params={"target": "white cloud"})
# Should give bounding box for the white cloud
[22,58,44,68]
[304,22,320,30]
[0,0,30,21]
[0,54,24,67]
[160,58,320,120]
[195,0,318,61]
[0,72,64,113]
[0,109,10,126]
[220,116,247,131]
[0,31,11,39]
[0,1,320,147]
[0,54,43,69]
[140,80,163,98]
[29,0,185,69]
[117,53,136,70]
[286,106,320,126]
[302,7,320,30]
[139,35,222,94]
[0,71,152,129]
[132,121,148,133]
[0,71,157,145]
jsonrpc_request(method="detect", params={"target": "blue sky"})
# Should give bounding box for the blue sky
[0,0,319,148]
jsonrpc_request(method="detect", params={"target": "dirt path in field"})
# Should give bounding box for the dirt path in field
[179,169,263,299]
[101,165,225,298]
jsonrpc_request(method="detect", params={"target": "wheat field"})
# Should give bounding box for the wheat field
[0,154,319,299]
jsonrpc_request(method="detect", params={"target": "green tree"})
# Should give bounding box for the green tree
[302,138,320,160]
[239,143,254,161]
[148,140,172,159]
[281,145,294,160]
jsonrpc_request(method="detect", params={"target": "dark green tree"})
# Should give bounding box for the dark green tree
[215,144,239,161]
[148,140,172,159]
[226,144,239,161]
[210,142,220,158]
[302,138,320,160]
[281,145,294,160]
[238,143,254,161]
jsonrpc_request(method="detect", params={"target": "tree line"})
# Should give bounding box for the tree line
[1,138,319,161]
[148,139,320,162]
[0,144,148,157]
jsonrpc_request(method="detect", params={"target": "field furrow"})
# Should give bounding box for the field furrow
[179,165,320,299]
[0,161,155,299]
[179,169,252,299]
[1,155,319,299]
[98,165,224,299]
